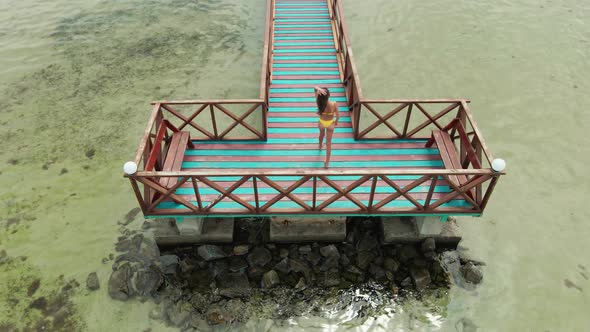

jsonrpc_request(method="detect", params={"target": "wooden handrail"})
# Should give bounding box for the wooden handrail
[132,171,500,216]
[135,168,501,177]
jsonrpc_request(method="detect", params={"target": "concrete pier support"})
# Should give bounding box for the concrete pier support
[269,216,347,242]
[380,216,461,248]
[154,217,234,246]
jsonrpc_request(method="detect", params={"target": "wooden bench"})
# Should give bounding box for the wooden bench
[160,131,192,188]
[426,130,468,187]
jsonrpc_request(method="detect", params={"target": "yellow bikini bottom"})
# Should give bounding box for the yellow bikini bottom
[319,118,334,128]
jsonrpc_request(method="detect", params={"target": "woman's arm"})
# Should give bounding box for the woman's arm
[334,102,340,125]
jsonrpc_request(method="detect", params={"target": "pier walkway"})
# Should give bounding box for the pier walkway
[127,0,503,218]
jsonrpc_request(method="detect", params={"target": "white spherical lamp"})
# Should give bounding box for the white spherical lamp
[491,158,506,172]
[123,161,138,175]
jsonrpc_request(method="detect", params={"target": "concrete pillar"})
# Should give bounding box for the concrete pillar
[380,216,461,248]
[154,217,234,246]
[269,216,347,242]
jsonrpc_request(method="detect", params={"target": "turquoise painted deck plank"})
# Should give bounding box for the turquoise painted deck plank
[186,148,436,156]
[195,138,428,145]
[273,55,337,60]
[272,71,339,76]
[182,160,443,169]
[275,19,331,22]
[274,49,336,53]
[174,185,452,196]
[273,63,338,67]
[273,79,341,84]
[268,127,353,133]
[187,175,439,182]
[269,106,348,112]
[274,30,333,34]
[185,148,438,156]
[275,36,334,40]
[275,8,329,11]
[268,117,350,122]
[270,87,345,93]
[270,97,346,102]
[275,42,335,46]
[275,13,330,17]
[275,3,327,6]
[157,199,470,210]
[274,24,332,28]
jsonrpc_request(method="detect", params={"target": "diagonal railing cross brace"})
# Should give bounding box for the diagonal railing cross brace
[214,104,264,139]
[428,174,490,210]
[135,176,199,213]
[358,103,407,138]
[372,174,431,210]
[316,175,371,210]
[218,103,262,139]
[160,104,215,139]
[406,103,459,137]
[258,175,312,211]
[198,176,255,212]
[147,176,190,211]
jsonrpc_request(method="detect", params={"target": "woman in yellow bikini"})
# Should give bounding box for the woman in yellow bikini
[314,86,339,168]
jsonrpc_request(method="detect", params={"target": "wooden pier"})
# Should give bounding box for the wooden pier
[126,0,503,219]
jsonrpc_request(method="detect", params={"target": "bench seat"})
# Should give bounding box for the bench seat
[160,131,191,188]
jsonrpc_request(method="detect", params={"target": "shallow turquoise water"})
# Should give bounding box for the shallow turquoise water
[0,0,589,330]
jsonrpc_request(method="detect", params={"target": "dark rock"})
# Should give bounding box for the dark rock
[356,251,374,269]
[339,254,350,267]
[130,265,164,297]
[319,272,340,287]
[383,257,400,272]
[167,301,191,327]
[27,278,41,296]
[274,258,290,274]
[369,264,387,282]
[342,265,364,283]
[305,252,322,266]
[228,256,248,273]
[159,255,179,274]
[398,245,419,263]
[421,238,436,252]
[210,260,229,279]
[141,221,152,230]
[190,293,209,313]
[279,248,289,259]
[247,266,265,282]
[356,232,378,251]
[299,245,312,253]
[289,259,312,281]
[261,270,280,289]
[86,272,99,291]
[319,245,340,259]
[461,262,483,284]
[385,271,395,282]
[320,256,339,272]
[233,245,249,256]
[247,247,272,267]
[217,272,251,298]
[115,238,132,252]
[295,277,306,291]
[401,277,412,287]
[410,267,431,291]
[108,264,132,301]
[206,306,231,325]
[197,245,226,261]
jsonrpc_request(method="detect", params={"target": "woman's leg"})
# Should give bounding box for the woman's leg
[324,123,335,168]
[318,121,325,149]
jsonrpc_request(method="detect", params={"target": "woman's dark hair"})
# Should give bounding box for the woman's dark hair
[316,87,331,114]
